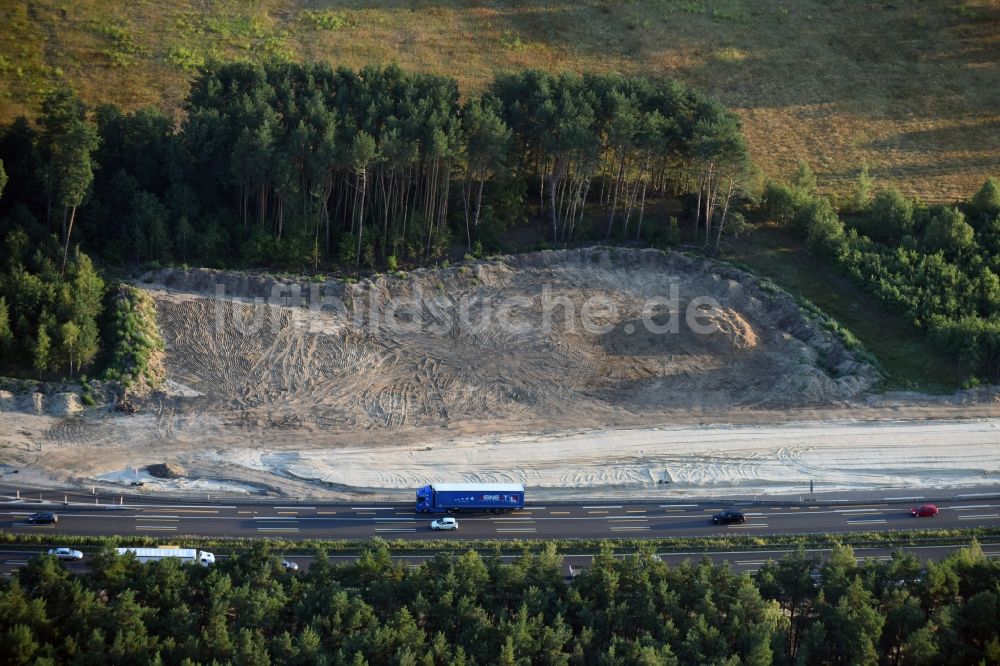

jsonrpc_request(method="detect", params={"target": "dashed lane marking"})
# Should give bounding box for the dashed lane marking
[134,515,179,519]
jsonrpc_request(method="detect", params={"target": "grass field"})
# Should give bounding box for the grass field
[1,0,997,202]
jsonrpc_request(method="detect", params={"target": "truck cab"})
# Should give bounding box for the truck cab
[416,485,435,513]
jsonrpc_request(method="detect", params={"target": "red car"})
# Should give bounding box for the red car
[910,504,939,517]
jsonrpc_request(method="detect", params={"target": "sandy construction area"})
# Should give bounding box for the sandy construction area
[206,419,1000,499]
[2,247,998,498]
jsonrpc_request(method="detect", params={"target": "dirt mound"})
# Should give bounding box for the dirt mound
[0,382,85,416]
[139,248,879,434]
[147,463,185,479]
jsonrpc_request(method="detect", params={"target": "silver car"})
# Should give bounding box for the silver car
[431,517,459,531]
[48,547,83,561]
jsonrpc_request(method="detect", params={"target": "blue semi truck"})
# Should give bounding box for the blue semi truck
[415,483,525,513]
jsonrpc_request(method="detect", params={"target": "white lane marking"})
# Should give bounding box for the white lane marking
[582,505,622,509]
[275,506,316,510]
[351,507,393,511]
[136,526,177,531]
[958,514,1000,519]
[610,526,650,531]
[134,515,179,519]
[126,505,234,509]
[736,560,767,565]
[373,518,416,522]
[491,517,535,522]
[884,496,922,501]
[952,505,993,510]
[659,504,698,508]
[728,524,769,529]
[257,527,300,532]
[496,528,537,532]
[959,493,1000,498]
[847,519,888,524]
[374,528,416,532]
[834,509,883,514]
[524,506,546,510]
[253,517,299,521]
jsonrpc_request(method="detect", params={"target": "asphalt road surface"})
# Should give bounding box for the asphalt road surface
[3,543,998,579]
[2,489,999,542]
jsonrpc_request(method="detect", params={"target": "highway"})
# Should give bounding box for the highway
[3,543,999,579]
[2,488,999,542]
[3,484,999,576]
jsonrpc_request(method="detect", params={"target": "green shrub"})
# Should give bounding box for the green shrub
[101,284,164,393]
[95,22,147,67]
[167,46,204,71]
[301,10,348,30]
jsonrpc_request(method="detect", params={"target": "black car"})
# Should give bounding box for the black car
[711,510,746,525]
[26,512,58,525]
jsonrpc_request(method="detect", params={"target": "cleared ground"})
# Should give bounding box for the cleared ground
[1,1,997,200]
[148,248,877,428]
[2,248,999,498]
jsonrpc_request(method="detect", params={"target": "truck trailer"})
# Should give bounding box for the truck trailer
[116,547,216,565]
[416,483,525,513]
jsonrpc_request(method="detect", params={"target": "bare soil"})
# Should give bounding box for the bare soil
[2,248,997,498]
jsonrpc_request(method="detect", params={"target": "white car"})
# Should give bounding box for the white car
[431,517,458,531]
[48,547,83,561]
[281,559,299,571]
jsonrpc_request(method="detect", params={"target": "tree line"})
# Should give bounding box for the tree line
[0,62,747,272]
[764,170,1000,383]
[1,540,997,665]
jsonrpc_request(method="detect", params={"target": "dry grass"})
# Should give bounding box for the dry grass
[1,0,998,200]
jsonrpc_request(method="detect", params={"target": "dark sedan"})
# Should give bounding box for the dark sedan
[712,510,746,525]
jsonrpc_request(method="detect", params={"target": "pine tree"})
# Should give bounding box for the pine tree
[37,88,100,275]
[33,323,51,374]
